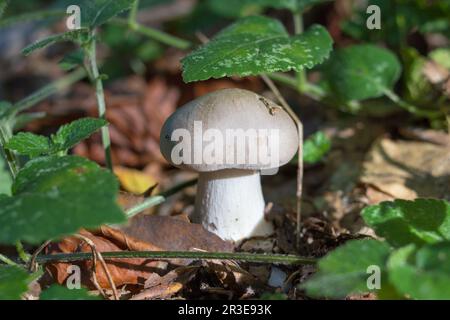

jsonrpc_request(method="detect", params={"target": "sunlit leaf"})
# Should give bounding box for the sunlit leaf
[362,199,450,247]
[182,16,332,82]
[0,156,126,244]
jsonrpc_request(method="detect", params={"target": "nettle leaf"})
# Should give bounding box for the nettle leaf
[59,49,85,71]
[0,265,30,300]
[0,156,125,244]
[302,239,391,298]
[22,29,89,56]
[362,199,450,248]
[303,131,331,164]
[388,243,450,299]
[80,0,135,28]
[6,132,51,157]
[52,118,107,152]
[324,44,401,101]
[182,16,333,82]
[40,285,101,300]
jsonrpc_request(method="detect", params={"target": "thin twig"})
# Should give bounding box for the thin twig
[36,250,316,266]
[126,178,197,218]
[28,240,51,272]
[260,74,303,245]
[75,234,119,300]
[86,33,113,171]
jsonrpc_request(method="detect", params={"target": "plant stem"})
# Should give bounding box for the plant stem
[87,34,113,171]
[113,18,191,50]
[0,125,18,178]
[126,178,197,218]
[383,88,441,119]
[128,0,139,25]
[15,241,29,263]
[293,11,306,92]
[35,250,316,265]
[261,75,304,247]
[13,67,86,113]
[0,253,19,266]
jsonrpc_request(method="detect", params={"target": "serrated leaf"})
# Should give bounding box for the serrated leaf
[5,132,51,157]
[303,131,331,164]
[324,44,401,101]
[301,239,391,298]
[362,199,450,248]
[22,29,89,56]
[0,156,125,245]
[388,243,450,299]
[52,117,107,152]
[59,49,85,71]
[80,0,135,28]
[40,285,101,300]
[182,16,332,82]
[0,265,30,300]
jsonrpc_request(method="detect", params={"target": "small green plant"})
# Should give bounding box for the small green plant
[302,199,450,299]
[0,0,449,301]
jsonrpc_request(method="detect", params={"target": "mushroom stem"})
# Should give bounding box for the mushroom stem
[193,169,273,241]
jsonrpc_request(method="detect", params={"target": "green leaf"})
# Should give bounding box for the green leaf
[301,239,391,298]
[52,118,108,152]
[0,156,126,245]
[59,49,85,71]
[5,132,51,157]
[324,44,401,101]
[388,243,450,299]
[303,131,331,164]
[262,0,330,12]
[362,199,450,248]
[80,0,135,28]
[182,16,332,82]
[0,155,12,196]
[40,285,101,300]
[0,265,30,300]
[22,29,89,56]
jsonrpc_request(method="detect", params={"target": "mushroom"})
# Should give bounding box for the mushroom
[160,88,298,241]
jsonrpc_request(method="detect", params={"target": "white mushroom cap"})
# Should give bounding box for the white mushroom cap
[159,88,299,241]
[160,88,298,171]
